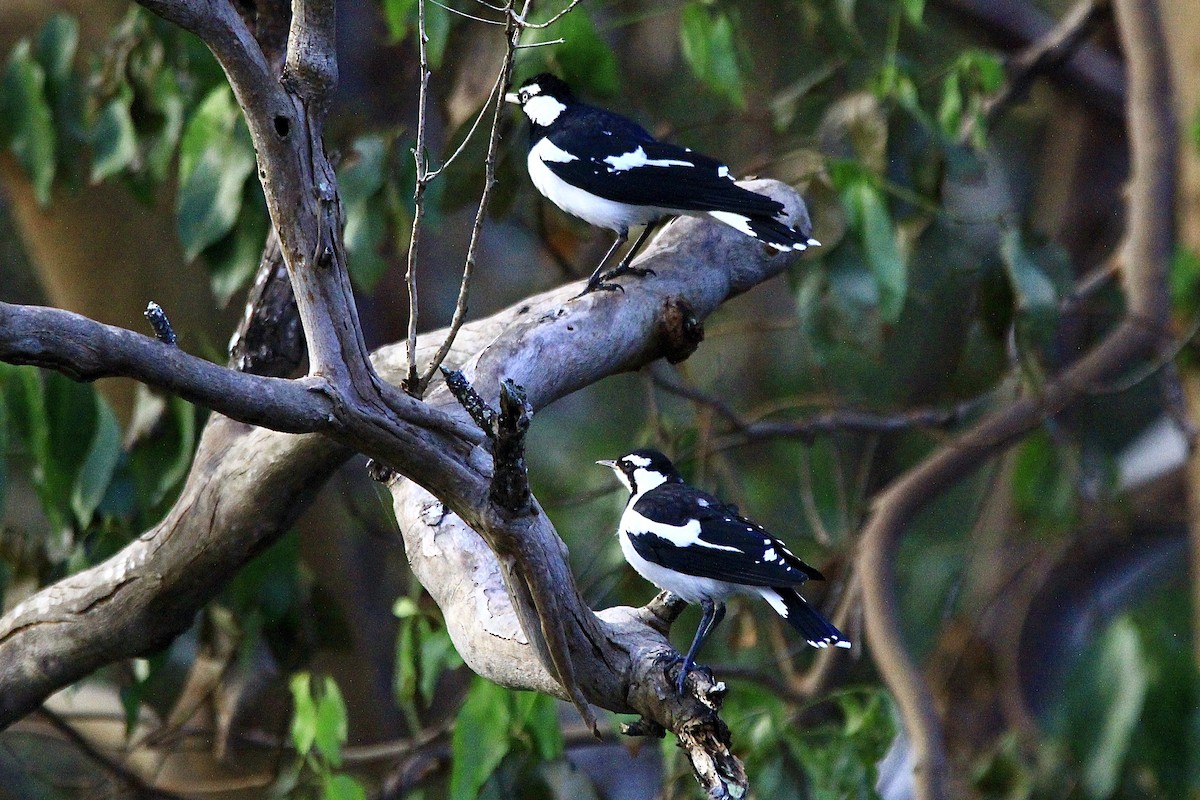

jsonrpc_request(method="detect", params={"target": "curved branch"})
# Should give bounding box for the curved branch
[857,1,1175,798]
[0,186,810,800]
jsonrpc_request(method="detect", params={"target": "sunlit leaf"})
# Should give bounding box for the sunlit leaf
[451,678,512,800]
[323,774,367,800]
[314,677,349,768]
[2,40,57,205]
[383,0,418,41]
[290,673,318,754]
[901,0,925,25]
[1079,618,1149,799]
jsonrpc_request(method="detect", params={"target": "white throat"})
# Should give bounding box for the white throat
[630,467,669,498]
[523,94,566,127]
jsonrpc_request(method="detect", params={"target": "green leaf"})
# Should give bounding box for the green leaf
[322,774,367,800]
[383,0,418,41]
[999,228,1060,348]
[937,70,962,138]
[2,40,57,205]
[290,673,318,754]
[840,176,906,322]
[90,85,138,183]
[340,136,391,292]
[176,85,256,260]
[419,625,462,705]
[203,182,269,305]
[679,4,745,108]
[34,14,78,93]
[70,393,120,528]
[900,0,925,25]
[1079,618,1150,799]
[513,691,563,760]
[526,6,619,98]
[450,678,513,800]
[314,677,349,768]
[425,0,451,70]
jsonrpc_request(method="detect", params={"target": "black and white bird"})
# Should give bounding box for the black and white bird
[598,448,849,694]
[506,74,818,294]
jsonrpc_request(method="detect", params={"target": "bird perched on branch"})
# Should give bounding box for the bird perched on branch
[506,74,818,295]
[598,448,849,694]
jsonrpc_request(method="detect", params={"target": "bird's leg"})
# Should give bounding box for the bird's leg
[599,222,659,283]
[675,599,725,694]
[578,231,629,295]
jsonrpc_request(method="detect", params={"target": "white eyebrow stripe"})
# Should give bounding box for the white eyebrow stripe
[603,146,694,172]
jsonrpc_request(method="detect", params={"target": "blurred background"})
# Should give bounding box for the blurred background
[0,0,1198,797]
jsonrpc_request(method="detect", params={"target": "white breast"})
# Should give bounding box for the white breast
[527,138,668,233]
[617,508,743,604]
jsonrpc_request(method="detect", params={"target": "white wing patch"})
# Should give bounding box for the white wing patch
[603,146,694,172]
[623,509,742,552]
[533,138,578,163]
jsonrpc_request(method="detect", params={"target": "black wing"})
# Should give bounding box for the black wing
[543,106,786,216]
[628,484,824,587]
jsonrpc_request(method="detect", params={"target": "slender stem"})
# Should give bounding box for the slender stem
[403,0,432,393]
[416,0,527,392]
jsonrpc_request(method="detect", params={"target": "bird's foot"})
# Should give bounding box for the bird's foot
[601,264,656,282]
[658,653,713,695]
[573,279,625,298]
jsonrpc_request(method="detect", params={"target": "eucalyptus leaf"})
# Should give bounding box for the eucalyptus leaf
[679,4,745,108]
[450,678,513,800]
[70,394,121,528]
[314,677,349,768]
[322,774,366,800]
[2,41,57,205]
[90,86,139,183]
[289,673,318,754]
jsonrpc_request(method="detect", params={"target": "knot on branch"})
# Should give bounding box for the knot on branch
[658,298,705,364]
[441,369,533,516]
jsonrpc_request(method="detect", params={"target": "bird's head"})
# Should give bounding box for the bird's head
[505,73,575,127]
[597,449,683,496]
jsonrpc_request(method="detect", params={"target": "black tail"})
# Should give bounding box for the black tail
[707,210,819,252]
[766,587,851,649]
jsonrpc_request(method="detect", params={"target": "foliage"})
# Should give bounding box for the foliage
[0,0,1193,799]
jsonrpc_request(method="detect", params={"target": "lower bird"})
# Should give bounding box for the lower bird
[506,74,817,295]
[598,448,849,694]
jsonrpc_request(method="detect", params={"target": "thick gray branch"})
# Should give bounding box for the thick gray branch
[0,189,808,794]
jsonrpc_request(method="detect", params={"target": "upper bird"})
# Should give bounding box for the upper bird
[506,74,817,295]
[599,448,849,695]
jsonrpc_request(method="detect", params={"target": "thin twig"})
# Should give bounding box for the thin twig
[33,707,190,800]
[402,0,433,393]
[511,0,583,29]
[428,0,504,24]
[416,0,528,393]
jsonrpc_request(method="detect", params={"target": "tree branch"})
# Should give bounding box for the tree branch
[0,183,812,800]
[857,1,1175,797]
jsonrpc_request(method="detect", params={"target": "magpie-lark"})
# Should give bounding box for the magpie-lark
[506,74,818,295]
[599,448,849,694]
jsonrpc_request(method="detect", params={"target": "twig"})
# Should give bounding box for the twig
[402,0,434,393]
[415,0,527,393]
[34,707,190,800]
[962,0,1111,143]
[490,379,533,513]
[512,0,583,29]
[428,0,504,24]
